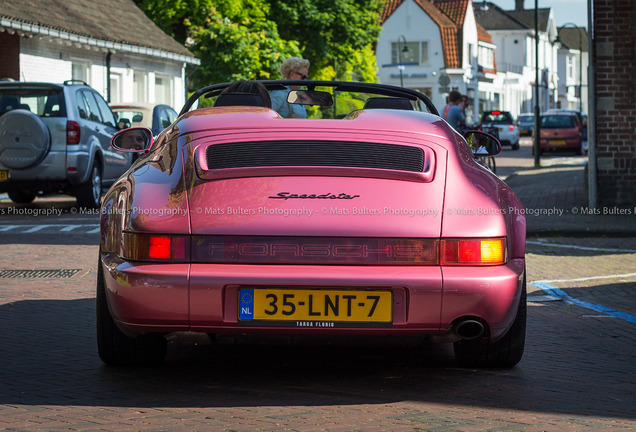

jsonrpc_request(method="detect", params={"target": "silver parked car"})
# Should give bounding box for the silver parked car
[0,80,132,207]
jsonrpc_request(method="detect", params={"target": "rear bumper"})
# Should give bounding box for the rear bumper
[101,254,525,340]
[0,148,91,191]
[540,137,582,149]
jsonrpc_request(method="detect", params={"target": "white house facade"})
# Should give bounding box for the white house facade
[0,0,199,111]
[377,0,581,122]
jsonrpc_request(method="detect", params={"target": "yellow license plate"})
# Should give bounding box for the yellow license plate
[550,140,566,146]
[0,170,8,181]
[239,288,392,326]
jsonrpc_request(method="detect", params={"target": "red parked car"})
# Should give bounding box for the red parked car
[538,112,584,155]
[97,81,527,368]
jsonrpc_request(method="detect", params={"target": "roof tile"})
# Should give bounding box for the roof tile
[0,0,193,58]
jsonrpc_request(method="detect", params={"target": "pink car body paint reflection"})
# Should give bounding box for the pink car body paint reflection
[98,81,526,368]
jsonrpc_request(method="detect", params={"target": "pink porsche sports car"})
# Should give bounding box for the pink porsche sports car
[98,81,526,368]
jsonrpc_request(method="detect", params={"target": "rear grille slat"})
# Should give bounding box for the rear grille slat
[205,141,425,172]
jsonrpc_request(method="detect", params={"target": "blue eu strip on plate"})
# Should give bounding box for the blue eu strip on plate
[239,289,254,320]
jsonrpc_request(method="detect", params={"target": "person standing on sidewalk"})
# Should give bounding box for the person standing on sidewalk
[442,90,466,133]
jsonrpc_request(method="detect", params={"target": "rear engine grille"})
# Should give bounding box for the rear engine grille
[205,141,425,172]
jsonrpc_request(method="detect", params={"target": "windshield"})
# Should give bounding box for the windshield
[541,115,576,128]
[182,81,437,118]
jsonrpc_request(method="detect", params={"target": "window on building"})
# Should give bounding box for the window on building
[391,41,428,65]
[109,73,123,104]
[72,61,90,83]
[154,75,173,106]
[133,70,148,103]
[567,56,574,81]
[478,46,494,70]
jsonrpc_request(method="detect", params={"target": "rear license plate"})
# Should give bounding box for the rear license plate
[550,140,566,146]
[239,288,392,327]
[0,170,8,181]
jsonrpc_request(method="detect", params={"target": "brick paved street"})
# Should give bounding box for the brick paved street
[0,236,634,431]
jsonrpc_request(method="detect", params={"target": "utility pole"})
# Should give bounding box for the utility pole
[533,0,541,168]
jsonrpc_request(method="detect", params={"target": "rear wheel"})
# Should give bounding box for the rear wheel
[8,190,36,204]
[75,162,102,208]
[454,273,526,368]
[96,254,167,366]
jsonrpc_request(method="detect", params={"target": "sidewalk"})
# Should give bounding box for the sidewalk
[504,163,636,236]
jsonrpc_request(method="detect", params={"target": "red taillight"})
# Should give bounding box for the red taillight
[491,111,501,115]
[67,121,80,145]
[121,233,188,261]
[148,237,172,259]
[509,124,514,132]
[441,238,506,265]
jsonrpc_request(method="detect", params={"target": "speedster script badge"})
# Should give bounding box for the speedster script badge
[269,192,360,200]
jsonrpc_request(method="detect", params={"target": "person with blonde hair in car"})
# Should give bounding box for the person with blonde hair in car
[270,57,310,118]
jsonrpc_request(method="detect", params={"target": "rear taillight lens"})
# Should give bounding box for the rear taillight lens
[441,238,507,265]
[67,121,80,145]
[119,234,506,266]
[509,125,514,132]
[121,233,188,261]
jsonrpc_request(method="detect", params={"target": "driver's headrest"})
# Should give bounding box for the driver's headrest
[363,97,414,110]
[214,92,266,107]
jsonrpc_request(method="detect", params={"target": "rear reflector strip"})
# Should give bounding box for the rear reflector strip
[191,236,438,265]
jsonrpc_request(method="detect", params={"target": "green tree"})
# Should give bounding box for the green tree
[134,0,382,86]
[135,0,300,86]
[268,0,382,82]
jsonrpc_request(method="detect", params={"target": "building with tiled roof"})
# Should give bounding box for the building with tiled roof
[377,0,499,123]
[0,0,199,109]
[473,1,563,116]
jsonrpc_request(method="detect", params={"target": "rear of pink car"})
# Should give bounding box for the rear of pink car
[99,103,526,368]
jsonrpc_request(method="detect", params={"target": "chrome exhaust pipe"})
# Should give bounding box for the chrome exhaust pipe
[454,319,485,340]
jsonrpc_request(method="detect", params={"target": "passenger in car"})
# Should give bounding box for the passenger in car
[270,57,310,118]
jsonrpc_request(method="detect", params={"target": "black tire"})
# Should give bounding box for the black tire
[8,190,36,204]
[96,254,167,366]
[75,162,102,208]
[454,273,526,368]
[511,141,520,150]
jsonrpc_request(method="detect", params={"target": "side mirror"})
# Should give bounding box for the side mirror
[287,90,333,106]
[463,130,502,156]
[111,127,153,152]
